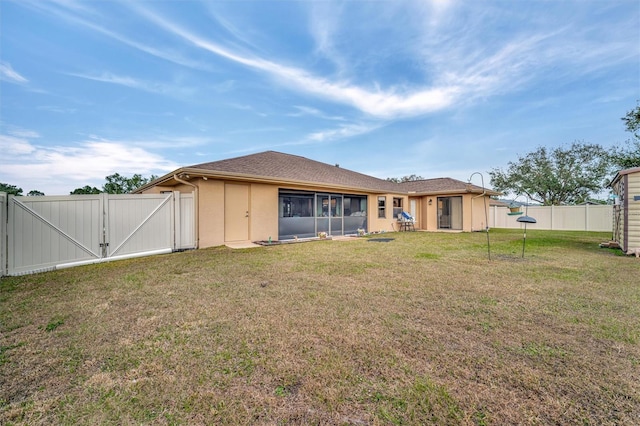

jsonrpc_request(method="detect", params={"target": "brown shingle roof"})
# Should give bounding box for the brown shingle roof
[187,151,401,193]
[397,177,500,196]
[139,150,501,196]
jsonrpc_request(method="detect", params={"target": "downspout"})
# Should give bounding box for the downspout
[174,174,199,249]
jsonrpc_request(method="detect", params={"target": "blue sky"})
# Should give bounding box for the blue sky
[1,0,638,195]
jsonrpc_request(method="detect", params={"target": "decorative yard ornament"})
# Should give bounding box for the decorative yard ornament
[515,198,537,258]
[508,203,523,215]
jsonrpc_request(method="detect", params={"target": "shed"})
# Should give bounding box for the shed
[610,167,640,254]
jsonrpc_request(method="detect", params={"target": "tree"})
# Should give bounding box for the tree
[27,190,45,196]
[386,174,425,183]
[622,103,640,137]
[611,104,640,170]
[102,173,158,194]
[0,183,23,196]
[489,142,610,205]
[70,185,102,195]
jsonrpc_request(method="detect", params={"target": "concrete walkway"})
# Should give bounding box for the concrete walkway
[225,241,261,249]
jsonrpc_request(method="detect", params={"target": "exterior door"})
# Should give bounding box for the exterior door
[438,196,462,230]
[410,199,417,223]
[225,184,250,242]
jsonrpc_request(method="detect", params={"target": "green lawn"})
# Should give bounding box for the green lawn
[1,229,639,425]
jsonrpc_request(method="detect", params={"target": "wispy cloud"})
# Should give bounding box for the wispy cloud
[132,1,634,121]
[287,106,345,121]
[14,0,211,71]
[308,2,348,76]
[7,127,40,139]
[0,62,28,84]
[130,3,463,119]
[227,127,286,135]
[37,105,78,114]
[306,122,382,143]
[66,71,196,99]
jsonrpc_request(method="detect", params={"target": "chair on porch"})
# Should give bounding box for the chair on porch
[398,211,415,231]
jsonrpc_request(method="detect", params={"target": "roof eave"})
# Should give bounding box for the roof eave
[409,189,501,197]
[609,166,640,187]
[164,168,404,195]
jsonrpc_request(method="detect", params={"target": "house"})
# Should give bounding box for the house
[135,151,499,248]
[610,166,640,254]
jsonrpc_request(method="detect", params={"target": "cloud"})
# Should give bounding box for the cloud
[8,127,41,139]
[134,1,633,121]
[0,132,180,195]
[287,106,345,121]
[306,123,381,143]
[66,71,197,99]
[15,0,211,71]
[131,4,464,119]
[0,62,28,84]
[0,134,37,155]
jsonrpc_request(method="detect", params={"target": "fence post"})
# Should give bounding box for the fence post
[0,192,6,277]
[585,204,589,231]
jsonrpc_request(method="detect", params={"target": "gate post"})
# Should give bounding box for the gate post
[0,192,6,277]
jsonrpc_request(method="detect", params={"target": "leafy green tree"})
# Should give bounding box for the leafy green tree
[489,142,610,205]
[386,174,425,183]
[0,183,23,196]
[70,185,102,195]
[622,103,640,137]
[27,190,45,196]
[102,173,158,194]
[611,104,640,170]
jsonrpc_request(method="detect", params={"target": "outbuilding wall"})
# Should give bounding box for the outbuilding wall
[626,172,640,252]
[611,169,640,253]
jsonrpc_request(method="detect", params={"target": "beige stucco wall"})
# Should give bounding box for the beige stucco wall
[143,176,493,247]
[468,195,491,232]
[367,194,412,233]
[199,180,225,247]
[413,193,491,232]
[196,180,279,247]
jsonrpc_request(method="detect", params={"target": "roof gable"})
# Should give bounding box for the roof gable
[188,151,401,192]
[139,150,499,196]
[397,177,500,195]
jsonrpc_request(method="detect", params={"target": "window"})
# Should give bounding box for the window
[279,193,313,217]
[344,196,367,216]
[378,196,386,218]
[393,197,403,219]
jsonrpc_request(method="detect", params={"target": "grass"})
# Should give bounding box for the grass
[1,229,639,425]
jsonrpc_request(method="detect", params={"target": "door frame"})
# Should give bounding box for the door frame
[224,183,250,242]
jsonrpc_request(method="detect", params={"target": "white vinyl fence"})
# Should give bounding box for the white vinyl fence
[2,192,195,276]
[489,205,612,232]
[0,192,6,277]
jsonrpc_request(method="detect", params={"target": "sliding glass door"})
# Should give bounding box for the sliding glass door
[316,194,342,236]
[279,190,366,240]
[438,196,462,230]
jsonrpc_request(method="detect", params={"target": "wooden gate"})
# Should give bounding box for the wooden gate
[3,192,194,276]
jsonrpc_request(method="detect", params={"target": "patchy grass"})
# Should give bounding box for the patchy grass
[1,229,639,425]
